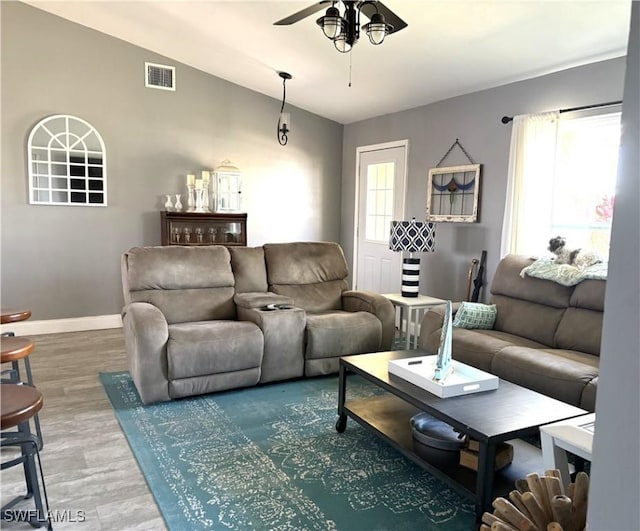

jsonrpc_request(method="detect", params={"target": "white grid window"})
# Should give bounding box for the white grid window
[365,162,395,241]
[28,115,107,206]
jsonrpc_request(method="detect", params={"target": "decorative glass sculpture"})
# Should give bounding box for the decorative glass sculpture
[434,300,453,381]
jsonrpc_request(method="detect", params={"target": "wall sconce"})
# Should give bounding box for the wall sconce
[277,71,292,146]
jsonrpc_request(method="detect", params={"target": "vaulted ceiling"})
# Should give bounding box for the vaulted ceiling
[26,1,631,124]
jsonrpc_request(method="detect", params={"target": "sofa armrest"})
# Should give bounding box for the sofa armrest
[234,292,293,309]
[342,290,395,350]
[417,302,461,352]
[121,302,170,404]
[237,306,306,383]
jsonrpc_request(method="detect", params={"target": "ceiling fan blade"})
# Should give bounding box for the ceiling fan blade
[274,1,333,25]
[359,1,408,34]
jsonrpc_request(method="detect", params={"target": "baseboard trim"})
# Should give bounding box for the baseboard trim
[0,314,123,336]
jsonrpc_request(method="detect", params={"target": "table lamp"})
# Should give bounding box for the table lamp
[389,218,436,297]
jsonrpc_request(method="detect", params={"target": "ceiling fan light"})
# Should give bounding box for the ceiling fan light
[317,7,344,40]
[333,34,351,53]
[364,13,393,45]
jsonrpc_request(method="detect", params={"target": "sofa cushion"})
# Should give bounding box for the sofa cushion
[131,287,236,325]
[491,255,573,308]
[570,279,606,311]
[452,302,497,330]
[264,242,349,284]
[264,242,349,311]
[554,307,603,355]
[445,329,548,372]
[305,311,381,360]
[167,320,263,379]
[125,245,234,291]
[124,246,236,324]
[270,280,347,312]
[492,347,599,407]
[229,246,268,293]
[491,295,565,347]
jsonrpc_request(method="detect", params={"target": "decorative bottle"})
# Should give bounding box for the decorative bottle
[174,194,183,211]
[164,195,173,211]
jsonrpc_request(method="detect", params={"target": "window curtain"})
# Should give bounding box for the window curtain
[500,111,560,257]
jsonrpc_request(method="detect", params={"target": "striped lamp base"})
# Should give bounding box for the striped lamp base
[401,257,421,297]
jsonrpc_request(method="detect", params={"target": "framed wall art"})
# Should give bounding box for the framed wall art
[426,163,481,223]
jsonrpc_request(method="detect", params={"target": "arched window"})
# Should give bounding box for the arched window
[28,115,107,206]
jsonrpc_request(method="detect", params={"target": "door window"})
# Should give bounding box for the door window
[365,162,395,242]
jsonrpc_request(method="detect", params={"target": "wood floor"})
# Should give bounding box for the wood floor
[1,328,167,530]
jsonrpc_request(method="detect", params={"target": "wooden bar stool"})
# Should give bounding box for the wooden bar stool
[1,308,32,339]
[2,336,35,382]
[1,308,44,450]
[1,336,43,450]
[1,308,32,326]
[1,384,52,529]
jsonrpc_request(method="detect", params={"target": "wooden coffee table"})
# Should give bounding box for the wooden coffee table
[335,350,587,520]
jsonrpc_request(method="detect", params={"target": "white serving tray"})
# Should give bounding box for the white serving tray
[388,355,499,398]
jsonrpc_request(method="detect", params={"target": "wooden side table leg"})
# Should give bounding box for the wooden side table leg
[398,306,406,348]
[407,307,415,349]
[541,430,571,490]
[412,308,423,349]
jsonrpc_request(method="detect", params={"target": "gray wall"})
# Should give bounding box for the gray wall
[342,58,626,301]
[589,3,640,528]
[0,2,343,320]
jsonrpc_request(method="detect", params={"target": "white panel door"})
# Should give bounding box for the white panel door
[355,143,407,293]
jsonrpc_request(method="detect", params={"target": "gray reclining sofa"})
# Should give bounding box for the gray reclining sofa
[418,254,605,411]
[121,241,394,404]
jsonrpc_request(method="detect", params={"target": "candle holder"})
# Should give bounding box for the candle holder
[202,181,210,211]
[194,187,205,212]
[186,184,195,212]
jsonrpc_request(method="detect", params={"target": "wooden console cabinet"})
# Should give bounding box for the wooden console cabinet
[161,211,247,246]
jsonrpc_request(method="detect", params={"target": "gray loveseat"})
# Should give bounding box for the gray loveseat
[418,254,605,411]
[121,241,394,404]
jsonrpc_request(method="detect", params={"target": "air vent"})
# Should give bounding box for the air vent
[145,62,175,91]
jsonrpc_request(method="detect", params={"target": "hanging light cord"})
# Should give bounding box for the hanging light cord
[279,75,287,116]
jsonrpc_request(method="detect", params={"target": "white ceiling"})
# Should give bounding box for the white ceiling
[25,1,631,124]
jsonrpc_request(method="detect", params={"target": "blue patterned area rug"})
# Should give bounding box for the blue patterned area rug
[100,372,474,530]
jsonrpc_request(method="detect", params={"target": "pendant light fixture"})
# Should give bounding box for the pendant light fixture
[274,2,407,54]
[316,1,393,53]
[277,71,292,146]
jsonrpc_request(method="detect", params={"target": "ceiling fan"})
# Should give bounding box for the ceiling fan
[274,1,408,53]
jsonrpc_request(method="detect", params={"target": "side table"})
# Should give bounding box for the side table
[382,293,446,349]
[540,413,595,491]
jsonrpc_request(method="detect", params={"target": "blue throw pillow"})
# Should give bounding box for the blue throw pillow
[452,302,497,330]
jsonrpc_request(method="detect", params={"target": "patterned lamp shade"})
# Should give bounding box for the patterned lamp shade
[389,220,436,253]
[389,219,436,297]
